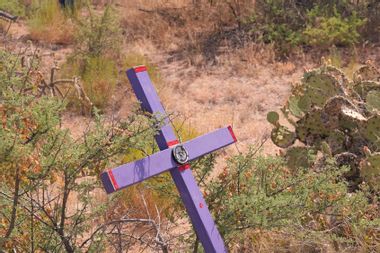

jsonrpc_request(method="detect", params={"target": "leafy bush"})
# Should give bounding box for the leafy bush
[304,8,365,47]
[360,0,380,42]
[75,4,122,58]
[60,4,123,110]
[62,55,118,109]
[0,49,156,251]
[252,0,367,55]
[214,152,379,252]
[0,0,25,17]
[160,143,379,252]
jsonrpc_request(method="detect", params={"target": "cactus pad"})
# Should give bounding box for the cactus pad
[296,109,329,145]
[287,95,304,118]
[340,107,367,131]
[327,130,346,155]
[359,152,380,191]
[353,81,380,99]
[353,64,380,83]
[285,147,317,171]
[322,96,358,130]
[302,72,345,108]
[267,111,280,126]
[360,114,380,148]
[365,90,380,112]
[323,65,350,87]
[271,125,296,148]
[323,65,349,86]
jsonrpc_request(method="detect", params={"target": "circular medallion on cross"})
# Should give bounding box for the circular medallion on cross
[172,145,189,165]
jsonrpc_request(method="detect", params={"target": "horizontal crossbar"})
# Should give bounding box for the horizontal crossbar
[101,126,236,194]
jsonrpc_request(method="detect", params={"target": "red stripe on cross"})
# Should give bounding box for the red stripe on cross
[167,140,179,147]
[227,125,237,142]
[134,66,147,73]
[178,164,190,172]
[108,170,119,190]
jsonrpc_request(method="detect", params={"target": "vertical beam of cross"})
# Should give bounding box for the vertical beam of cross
[126,66,227,253]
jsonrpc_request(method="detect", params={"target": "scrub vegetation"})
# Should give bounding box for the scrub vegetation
[0,0,379,252]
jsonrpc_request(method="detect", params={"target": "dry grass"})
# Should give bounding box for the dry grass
[230,230,327,253]
[119,0,256,64]
[29,24,74,45]
[28,1,74,45]
[0,20,9,33]
[59,55,118,111]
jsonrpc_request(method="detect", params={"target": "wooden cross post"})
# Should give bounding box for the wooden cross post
[101,66,237,252]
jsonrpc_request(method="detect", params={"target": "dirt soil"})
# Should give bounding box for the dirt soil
[4,0,380,159]
[2,17,307,160]
[6,13,380,161]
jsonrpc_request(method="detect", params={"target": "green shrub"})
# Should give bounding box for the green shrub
[304,8,365,47]
[81,56,118,107]
[261,23,303,56]
[253,0,305,55]
[62,55,118,109]
[75,4,122,58]
[252,0,368,55]
[163,143,379,252]
[0,49,154,251]
[0,0,24,17]
[217,155,369,244]
[360,0,380,42]
[60,3,123,111]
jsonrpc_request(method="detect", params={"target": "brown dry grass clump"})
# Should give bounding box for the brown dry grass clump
[29,23,74,45]
[28,1,74,45]
[0,20,9,33]
[121,0,255,65]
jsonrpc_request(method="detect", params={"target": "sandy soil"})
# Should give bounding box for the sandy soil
[2,17,306,156]
[151,54,303,154]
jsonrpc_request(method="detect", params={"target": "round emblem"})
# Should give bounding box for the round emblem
[172,145,189,165]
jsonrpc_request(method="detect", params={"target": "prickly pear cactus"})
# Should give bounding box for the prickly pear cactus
[353,63,380,83]
[360,150,380,192]
[360,114,380,149]
[366,90,380,112]
[267,62,380,191]
[267,111,296,148]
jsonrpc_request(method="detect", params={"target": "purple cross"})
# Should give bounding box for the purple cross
[100,66,237,252]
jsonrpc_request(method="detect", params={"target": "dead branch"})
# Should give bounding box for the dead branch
[0,10,18,22]
[80,193,169,252]
[0,9,18,36]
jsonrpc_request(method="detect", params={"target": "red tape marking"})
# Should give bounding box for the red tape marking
[178,164,190,172]
[134,66,147,73]
[227,125,237,142]
[108,170,119,190]
[167,140,179,147]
